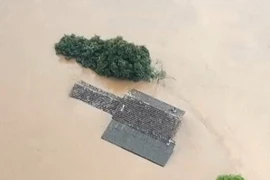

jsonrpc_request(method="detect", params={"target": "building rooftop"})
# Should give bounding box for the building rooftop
[69,81,185,166]
[69,81,120,115]
[127,89,185,118]
[112,94,181,144]
[101,120,175,167]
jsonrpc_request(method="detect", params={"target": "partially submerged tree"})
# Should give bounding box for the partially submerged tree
[55,34,165,82]
[216,174,245,180]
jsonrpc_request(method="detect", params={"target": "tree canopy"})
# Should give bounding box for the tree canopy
[55,34,165,82]
[216,174,245,180]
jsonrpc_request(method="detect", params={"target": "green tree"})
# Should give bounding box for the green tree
[55,34,165,82]
[216,174,245,180]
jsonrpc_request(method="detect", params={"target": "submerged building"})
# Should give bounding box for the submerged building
[69,81,185,167]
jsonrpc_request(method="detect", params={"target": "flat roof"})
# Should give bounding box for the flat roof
[102,120,175,167]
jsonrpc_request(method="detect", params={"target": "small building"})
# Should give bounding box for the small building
[70,81,185,167]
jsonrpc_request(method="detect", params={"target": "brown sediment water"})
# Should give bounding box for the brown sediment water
[0,0,270,179]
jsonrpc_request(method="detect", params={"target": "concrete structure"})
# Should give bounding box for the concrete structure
[70,81,185,166]
[101,120,175,166]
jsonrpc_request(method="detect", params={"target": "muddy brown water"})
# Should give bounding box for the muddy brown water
[0,0,270,179]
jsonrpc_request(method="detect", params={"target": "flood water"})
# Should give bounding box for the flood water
[0,0,270,179]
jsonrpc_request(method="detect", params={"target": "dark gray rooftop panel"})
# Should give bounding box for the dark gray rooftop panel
[112,96,181,143]
[127,89,185,117]
[101,120,175,167]
[69,81,121,115]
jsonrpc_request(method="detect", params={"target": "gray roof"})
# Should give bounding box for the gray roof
[69,81,121,115]
[112,95,180,144]
[69,81,185,167]
[102,120,175,167]
[127,89,185,118]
